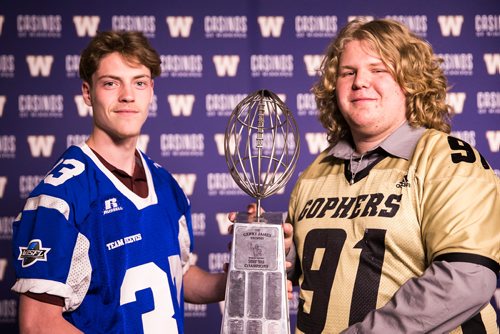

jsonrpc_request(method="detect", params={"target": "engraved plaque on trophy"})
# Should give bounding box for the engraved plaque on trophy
[221,89,300,334]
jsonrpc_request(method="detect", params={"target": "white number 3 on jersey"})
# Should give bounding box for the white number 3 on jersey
[44,158,85,186]
[120,262,179,333]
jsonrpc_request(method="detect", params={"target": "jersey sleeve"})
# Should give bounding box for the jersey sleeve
[11,150,92,311]
[415,131,500,275]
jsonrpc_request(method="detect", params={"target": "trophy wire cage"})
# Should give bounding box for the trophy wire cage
[224,89,300,217]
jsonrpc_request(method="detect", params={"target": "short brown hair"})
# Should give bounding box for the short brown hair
[79,30,161,84]
[313,19,452,146]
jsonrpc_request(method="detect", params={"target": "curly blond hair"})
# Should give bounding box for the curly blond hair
[313,19,452,145]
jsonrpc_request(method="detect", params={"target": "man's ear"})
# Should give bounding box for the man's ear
[82,81,92,106]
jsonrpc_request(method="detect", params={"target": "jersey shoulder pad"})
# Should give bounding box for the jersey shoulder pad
[412,129,496,181]
[30,146,91,197]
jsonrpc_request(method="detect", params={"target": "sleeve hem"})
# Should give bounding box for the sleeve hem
[433,252,499,278]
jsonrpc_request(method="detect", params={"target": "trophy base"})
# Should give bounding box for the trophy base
[221,212,290,334]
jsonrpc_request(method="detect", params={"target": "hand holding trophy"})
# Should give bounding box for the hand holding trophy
[221,90,300,334]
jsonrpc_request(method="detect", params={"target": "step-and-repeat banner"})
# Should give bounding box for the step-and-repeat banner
[0,0,498,332]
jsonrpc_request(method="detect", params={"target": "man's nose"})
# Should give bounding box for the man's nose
[119,85,135,102]
[352,70,371,89]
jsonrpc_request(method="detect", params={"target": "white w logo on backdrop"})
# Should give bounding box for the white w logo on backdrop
[172,174,197,196]
[303,55,323,76]
[168,95,195,117]
[484,54,500,75]
[73,16,100,37]
[0,177,6,199]
[213,134,226,156]
[215,213,231,235]
[305,132,329,155]
[213,133,239,156]
[258,16,284,37]
[486,131,500,153]
[212,55,239,77]
[26,56,54,77]
[446,92,466,115]
[438,16,464,37]
[166,16,193,38]
[0,96,5,117]
[27,135,55,158]
[348,16,374,22]
[0,258,7,280]
[74,95,93,117]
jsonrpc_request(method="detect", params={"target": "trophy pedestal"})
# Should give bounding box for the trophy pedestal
[221,212,290,334]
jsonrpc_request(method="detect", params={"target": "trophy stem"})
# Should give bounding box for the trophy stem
[256,198,262,220]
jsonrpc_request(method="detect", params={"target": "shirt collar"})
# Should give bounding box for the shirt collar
[90,148,146,181]
[330,122,426,160]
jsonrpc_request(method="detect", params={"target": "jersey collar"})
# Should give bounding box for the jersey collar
[330,122,426,161]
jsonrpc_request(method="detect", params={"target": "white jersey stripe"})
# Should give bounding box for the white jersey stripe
[24,194,70,221]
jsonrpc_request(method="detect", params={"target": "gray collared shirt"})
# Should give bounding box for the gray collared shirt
[329,121,426,174]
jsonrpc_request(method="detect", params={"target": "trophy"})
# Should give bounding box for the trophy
[221,89,300,334]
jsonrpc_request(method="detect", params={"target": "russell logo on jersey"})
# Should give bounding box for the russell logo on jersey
[103,197,124,215]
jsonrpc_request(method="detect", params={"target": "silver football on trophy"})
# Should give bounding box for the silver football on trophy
[224,89,300,218]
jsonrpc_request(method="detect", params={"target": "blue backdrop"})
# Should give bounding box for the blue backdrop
[0,0,499,332]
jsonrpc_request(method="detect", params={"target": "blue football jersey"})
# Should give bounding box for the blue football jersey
[12,144,194,334]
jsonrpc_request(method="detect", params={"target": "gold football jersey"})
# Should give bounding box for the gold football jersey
[289,129,499,333]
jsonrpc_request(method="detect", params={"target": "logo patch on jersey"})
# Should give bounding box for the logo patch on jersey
[103,197,124,215]
[396,175,410,188]
[18,239,50,267]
